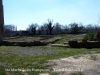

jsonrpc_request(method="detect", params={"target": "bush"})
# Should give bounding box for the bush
[84,32,96,41]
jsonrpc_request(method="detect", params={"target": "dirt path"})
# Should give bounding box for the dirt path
[46,54,100,75]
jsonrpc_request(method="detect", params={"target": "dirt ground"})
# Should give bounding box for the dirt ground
[46,54,100,75]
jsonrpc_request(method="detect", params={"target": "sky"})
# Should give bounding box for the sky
[3,0,100,30]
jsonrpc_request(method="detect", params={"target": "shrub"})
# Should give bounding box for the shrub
[84,32,96,41]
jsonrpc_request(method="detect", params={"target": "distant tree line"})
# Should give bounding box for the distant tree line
[4,19,100,36]
[4,24,17,36]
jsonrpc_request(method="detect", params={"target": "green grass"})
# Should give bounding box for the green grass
[0,33,100,75]
[55,34,85,44]
[5,36,41,42]
[0,46,100,75]
[0,65,6,75]
[70,72,85,75]
[41,36,62,43]
[5,34,85,44]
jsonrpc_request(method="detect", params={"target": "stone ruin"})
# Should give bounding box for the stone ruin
[69,31,100,48]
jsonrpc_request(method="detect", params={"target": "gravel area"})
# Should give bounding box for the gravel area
[46,54,100,75]
[1,47,58,56]
[15,48,58,56]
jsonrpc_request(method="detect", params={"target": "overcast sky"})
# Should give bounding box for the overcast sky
[3,0,100,30]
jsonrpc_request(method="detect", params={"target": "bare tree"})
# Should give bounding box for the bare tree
[37,24,48,35]
[69,23,84,34]
[27,23,38,36]
[69,23,79,34]
[94,24,100,31]
[46,19,54,35]
[61,25,69,34]
[4,24,17,34]
[85,24,95,32]
[53,22,62,34]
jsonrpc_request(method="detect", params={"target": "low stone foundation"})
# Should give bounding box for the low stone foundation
[0,41,48,46]
[69,40,100,48]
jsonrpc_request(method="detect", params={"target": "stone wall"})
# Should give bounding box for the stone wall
[68,40,100,48]
[1,41,48,46]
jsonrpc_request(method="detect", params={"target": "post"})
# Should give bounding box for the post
[0,0,4,41]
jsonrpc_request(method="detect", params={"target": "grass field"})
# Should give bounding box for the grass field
[0,34,100,75]
[54,34,85,44]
